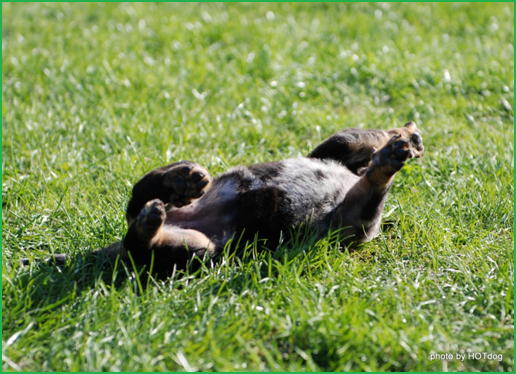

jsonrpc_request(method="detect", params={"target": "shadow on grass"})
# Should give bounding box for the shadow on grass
[5,253,121,309]
[5,223,391,322]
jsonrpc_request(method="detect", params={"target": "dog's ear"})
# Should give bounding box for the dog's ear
[403,121,418,131]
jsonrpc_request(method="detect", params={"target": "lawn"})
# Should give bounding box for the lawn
[2,2,514,371]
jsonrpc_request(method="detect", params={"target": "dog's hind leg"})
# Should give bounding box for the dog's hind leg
[93,161,214,268]
[330,134,416,245]
[123,199,216,273]
[126,161,212,225]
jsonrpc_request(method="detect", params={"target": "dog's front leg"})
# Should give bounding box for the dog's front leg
[309,121,424,175]
[331,130,422,245]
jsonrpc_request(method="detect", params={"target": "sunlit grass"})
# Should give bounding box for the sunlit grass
[2,2,514,371]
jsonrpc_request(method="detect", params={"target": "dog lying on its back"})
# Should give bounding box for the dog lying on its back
[22,122,424,274]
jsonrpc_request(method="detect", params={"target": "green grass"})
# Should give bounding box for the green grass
[2,2,514,371]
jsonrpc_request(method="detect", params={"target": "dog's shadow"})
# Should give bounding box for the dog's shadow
[5,223,390,318]
[4,249,236,320]
[5,253,122,313]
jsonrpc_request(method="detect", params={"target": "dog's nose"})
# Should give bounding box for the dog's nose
[411,132,423,147]
[409,131,424,157]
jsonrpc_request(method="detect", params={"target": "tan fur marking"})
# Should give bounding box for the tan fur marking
[152,227,216,256]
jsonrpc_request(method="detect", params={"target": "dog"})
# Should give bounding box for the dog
[21,122,424,275]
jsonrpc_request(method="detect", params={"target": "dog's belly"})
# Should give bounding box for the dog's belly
[164,157,360,245]
[164,178,240,244]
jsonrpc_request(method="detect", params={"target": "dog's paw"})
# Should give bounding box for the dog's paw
[136,199,166,238]
[369,134,412,179]
[378,135,410,172]
[163,163,212,207]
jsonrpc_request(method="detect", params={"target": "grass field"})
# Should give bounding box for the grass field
[2,2,514,371]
